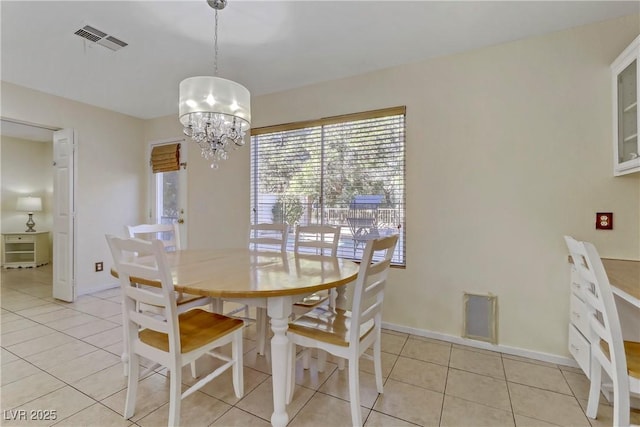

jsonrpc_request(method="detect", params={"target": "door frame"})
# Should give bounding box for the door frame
[147,137,188,248]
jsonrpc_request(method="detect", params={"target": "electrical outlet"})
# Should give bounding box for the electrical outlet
[596,212,613,230]
[95,262,103,272]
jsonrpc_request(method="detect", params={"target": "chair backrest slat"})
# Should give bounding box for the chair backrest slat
[294,225,341,256]
[127,223,181,251]
[124,284,166,308]
[250,223,289,253]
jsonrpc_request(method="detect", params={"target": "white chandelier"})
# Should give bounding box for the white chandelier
[178,0,251,169]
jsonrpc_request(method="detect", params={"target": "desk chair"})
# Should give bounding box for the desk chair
[286,234,398,427]
[564,236,640,427]
[106,235,244,427]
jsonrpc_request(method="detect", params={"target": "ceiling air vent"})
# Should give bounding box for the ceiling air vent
[73,25,128,52]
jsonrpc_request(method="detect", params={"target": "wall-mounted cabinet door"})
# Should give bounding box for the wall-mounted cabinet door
[612,35,640,176]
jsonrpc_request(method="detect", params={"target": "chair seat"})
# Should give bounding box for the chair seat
[294,290,329,308]
[288,306,374,347]
[140,309,244,354]
[600,339,640,379]
[176,293,208,306]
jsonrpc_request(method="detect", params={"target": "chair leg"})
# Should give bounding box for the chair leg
[167,360,182,427]
[232,331,244,398]
[612,374,630,427]
[317,350,327,372]
[286,341,296,405]
[190,359,198,379]
[124,352,139,419]
[302,349,311,370]
[586,361,601,419]
[257,307,267,356]
[373,336,384,393]
[348,357,362,427]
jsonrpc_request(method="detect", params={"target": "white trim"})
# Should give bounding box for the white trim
[77,281,119,296]
[381,320,579,368]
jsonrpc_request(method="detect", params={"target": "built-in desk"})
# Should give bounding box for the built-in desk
[601,258,640,308]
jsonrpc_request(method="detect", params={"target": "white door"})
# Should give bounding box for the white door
[149,139,187,248]
[52,129,76,302]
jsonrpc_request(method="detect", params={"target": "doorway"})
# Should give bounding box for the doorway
[0,118,75,301]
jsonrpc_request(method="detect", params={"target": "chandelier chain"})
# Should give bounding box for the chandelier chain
[214,9,219,76]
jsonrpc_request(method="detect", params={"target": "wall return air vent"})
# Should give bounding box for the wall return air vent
[73,25,128,52]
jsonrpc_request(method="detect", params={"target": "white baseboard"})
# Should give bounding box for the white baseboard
[77,282,119,297]
[381,321,579,368]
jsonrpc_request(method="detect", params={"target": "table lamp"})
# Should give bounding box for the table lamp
[16,196,42,232]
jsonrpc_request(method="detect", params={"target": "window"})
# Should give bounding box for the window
[250,107,405,265]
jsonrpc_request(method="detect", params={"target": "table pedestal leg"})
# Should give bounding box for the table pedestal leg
[335,284,347,310]
[269,297,292,427]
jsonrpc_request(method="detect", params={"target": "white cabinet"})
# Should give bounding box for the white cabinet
[612,35,640,176]
[2,232,50,268]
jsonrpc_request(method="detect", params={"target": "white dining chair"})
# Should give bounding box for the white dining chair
[123,224,213,378]
[224,223,290,356]
[293,224,341,311]
[564,236,640,427]
[286,234,399,427]
[106,235,244,427]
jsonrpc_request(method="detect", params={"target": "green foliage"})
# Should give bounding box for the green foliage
[272,194,303,225]
[256,116,404,211]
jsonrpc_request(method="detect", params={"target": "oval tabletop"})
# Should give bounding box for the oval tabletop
[114,248,360,299]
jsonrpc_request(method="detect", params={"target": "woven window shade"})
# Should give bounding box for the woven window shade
[151,143,180,173]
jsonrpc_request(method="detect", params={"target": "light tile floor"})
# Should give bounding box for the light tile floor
[2,266,639,426]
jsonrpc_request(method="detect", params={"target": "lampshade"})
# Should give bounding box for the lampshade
[16,196,42,213]
[179,76,251,124]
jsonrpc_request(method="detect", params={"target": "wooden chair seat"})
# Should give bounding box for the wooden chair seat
[140,309,243,354]
[600,339,640,379]
[294,290,330,308]
[289,306,375,347]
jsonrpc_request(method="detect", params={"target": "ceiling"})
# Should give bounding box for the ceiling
[1,1,639,121]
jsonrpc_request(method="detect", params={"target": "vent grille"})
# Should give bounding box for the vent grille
[73,25,128,51]
[463,292,498,344]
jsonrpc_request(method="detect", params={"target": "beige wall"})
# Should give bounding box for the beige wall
[1,135,53,237]
[146,14,640,359]
[1,82,146,293]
